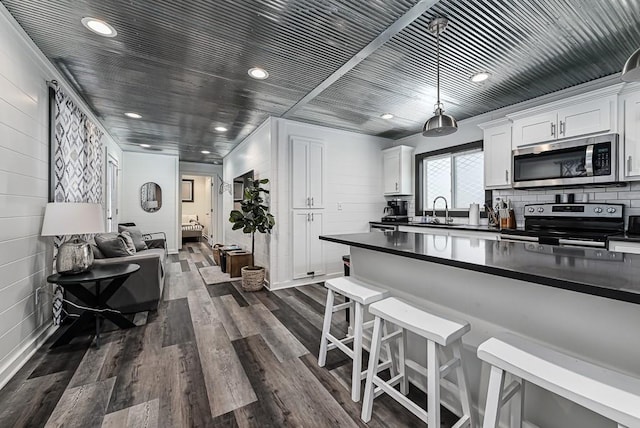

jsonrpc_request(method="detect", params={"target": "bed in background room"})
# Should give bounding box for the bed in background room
[182,214,204,242]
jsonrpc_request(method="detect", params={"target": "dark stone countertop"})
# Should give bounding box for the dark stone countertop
[608,233,640,243]
[320,231,640,305]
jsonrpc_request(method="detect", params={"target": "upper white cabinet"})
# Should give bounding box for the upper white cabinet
[383,145,414,195]
[622,89,640,179]
[291,136,324,209]
[509,91,617,148]
[479,118,512,189]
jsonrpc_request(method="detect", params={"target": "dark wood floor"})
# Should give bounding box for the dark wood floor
[0,242,457,427]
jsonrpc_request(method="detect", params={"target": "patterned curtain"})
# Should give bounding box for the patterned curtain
[52,88,104,325]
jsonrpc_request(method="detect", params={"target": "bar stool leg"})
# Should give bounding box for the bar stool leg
[382,321,397,380]
[399,329,408,395]
[452,340,474,427]
[361,316,383,423]
[510,377,524,428]
[352,301,364,402]
[483,365,506,428]
[427,340,441,428]
[318,289,335,367]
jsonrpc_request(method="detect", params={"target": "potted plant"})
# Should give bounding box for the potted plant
[228,178,275,291]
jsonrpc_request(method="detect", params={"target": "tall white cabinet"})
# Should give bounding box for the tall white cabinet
[479,118,512,189]
[290,136,325,279]
[622,89,640,179]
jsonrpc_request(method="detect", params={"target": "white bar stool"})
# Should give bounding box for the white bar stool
[478,333,640,428]
[361,297,475,428]
[318,277,391,402]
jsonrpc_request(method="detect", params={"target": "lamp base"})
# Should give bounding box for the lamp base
[56,237,94,275]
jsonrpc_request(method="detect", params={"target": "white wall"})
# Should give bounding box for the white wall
[0,4,122,388]
[181,175,209,235]
[223,119,272,274]
[271,118,390,289]
[121,152,180,253]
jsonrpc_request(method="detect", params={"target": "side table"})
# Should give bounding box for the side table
[47,263,140,348]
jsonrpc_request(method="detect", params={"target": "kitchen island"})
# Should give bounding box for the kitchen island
[320,231,640,428]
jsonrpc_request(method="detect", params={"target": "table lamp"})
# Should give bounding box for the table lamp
[41,202,105,274]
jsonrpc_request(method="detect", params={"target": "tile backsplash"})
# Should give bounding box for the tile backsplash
[492,181,640,229]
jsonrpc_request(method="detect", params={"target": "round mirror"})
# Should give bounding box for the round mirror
[141,182,162,212]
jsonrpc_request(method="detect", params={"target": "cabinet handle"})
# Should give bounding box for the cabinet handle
[628,156,633,173]
[559,120,565,136]
[311,197,314,206]
[311,213,314,221]
[395,182,398,191]
[306,197,310,206]
[505,169,509,182]
[551,122,555,137]
[306,213,310,222]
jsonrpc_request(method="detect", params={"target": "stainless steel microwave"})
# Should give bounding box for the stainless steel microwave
[512,133,618,188]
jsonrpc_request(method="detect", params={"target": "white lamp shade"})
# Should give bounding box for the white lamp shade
[41,202,106,236]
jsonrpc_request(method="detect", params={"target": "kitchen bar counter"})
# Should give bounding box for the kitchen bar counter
[322,231,640,427]
[321,231,640,304]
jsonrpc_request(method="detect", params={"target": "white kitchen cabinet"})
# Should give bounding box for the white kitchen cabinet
[291,136,324,209]
[510,93,616,148]
[382,145,414,195]
[622,90,640,179]
[479,119,512,189]
[608,240,640,254]
[292,211,325,279]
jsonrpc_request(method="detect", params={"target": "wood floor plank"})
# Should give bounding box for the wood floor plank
[189,253,205,263]
[67,330,127,389]
[102,398,159,428]
[207,282,250,307]
[164,272,191,300]
[192,322,257,417]
[162,298,196,347]
[211,296,243,340]
[44,377,116,428]
[28,336,92,379]
[0,371,70,428]
[250,303,308,362]
[187,288,220,326]
[230,281,262,305]
[180,260,190,272]
[159,343,213,427]
[232,334,358,428]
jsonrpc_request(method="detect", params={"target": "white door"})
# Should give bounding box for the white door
[308,142,323,208]
[512,112,557,147]
[291,140,309,208]
[484,125,512,188]
[624,91,640,178]
[383,149,400,194]
[307,211,324,276]
[204,176,213,243]
[106,157,118,232]
[558,98,611,139]
[292,211,309,279]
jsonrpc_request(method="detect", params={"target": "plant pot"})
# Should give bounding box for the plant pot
[241,266,265,292]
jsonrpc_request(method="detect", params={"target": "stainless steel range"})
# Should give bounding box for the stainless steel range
[500,203,624,248]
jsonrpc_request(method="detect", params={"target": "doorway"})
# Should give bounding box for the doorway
[106,156,118,232]
[181,174,216,244]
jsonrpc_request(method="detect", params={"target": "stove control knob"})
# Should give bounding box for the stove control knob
[594,207,603,213]
[528,207,535,213]
[537,207,544,213]
[607,207,616,213]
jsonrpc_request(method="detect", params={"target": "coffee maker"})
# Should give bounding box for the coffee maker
[382,199,408,222]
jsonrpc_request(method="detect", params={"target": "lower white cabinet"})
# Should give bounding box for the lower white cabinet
[608,240,640,255]
[292,211,325,279]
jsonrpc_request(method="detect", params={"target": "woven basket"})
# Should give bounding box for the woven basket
[241,266,265,292]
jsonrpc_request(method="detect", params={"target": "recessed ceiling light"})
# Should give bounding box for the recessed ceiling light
[201,150,210,154]
[81,17,117,37]
[124,112,142,119]
[380,113,394,120]
[248,67,269,80]
[470,72,491,83]
[214,126,228,132]
[139,144,150,148]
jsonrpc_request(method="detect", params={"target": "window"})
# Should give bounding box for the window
[416,141,488,216]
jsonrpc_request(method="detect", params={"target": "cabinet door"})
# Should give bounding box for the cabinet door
[307,212,325,276]
[291,140,309,208]
[484,125,512,188]
[308,142,323,208]
[512,112,557,147]
[383,150,400,194]
[624,92,640,178]
[558,98,611,139]
[292,212,309,279]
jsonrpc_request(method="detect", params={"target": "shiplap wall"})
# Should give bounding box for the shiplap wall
[0,5,122,387]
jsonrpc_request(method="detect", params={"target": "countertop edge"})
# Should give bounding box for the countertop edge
[320,235,640,305]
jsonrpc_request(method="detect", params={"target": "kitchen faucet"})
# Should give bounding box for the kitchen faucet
[432,196,452,224]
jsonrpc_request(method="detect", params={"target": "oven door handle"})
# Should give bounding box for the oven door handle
[585,144,594,176]
[557,238,604,248]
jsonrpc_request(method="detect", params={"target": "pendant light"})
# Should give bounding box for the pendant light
[423,18,458,137]
[621,47,640,82]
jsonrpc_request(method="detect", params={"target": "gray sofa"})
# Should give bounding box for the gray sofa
[91,233,167,313]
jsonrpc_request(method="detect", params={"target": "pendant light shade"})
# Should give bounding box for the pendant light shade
[621,48,640,82]
[423,17,457,137]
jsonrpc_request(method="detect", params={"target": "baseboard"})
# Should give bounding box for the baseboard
[267,271,343,291]
[0,322,58,390]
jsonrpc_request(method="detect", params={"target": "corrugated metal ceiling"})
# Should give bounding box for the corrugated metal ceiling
[2,0,639,161]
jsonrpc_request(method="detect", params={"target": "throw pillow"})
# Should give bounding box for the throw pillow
[120,231,137,255]
[91,243,105,259]
[95,233,133,258]
[118,225,148,251]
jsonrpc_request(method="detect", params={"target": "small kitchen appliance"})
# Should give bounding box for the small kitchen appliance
[382,200,409,223]
[500,203,624,248]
